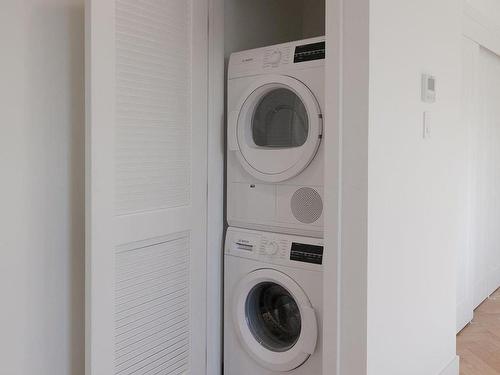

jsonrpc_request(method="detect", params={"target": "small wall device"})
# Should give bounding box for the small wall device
[421,74,436,103]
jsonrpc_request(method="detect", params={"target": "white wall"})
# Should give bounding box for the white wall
[466,0,500,16]
[326,0,463,372]
[366,0,463,374]
[0,1,85,374]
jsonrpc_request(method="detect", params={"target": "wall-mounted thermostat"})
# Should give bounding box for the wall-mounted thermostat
[421,74,436,103]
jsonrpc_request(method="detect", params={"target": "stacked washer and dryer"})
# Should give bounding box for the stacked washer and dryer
[224,37,326,375]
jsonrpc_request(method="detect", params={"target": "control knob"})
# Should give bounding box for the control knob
[264,240,279,256]
[268,50,282,64]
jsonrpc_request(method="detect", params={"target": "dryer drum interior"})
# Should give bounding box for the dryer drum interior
[252,88,309,149]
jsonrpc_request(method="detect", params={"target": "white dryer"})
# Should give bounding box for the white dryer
[224,227,323,375]
[227,37,325,238]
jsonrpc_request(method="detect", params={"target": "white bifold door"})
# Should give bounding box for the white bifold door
[86,1,209,374]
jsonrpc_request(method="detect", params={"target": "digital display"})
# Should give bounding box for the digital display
[294,41,325,63]
[428,78,435,91]
[290,242,323,264]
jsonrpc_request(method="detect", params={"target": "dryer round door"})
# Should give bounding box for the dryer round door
[232,269,318,372]
[229,75,322,182]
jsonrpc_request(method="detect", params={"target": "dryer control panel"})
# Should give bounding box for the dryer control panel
[263,46,293,68]
[225,227,323,270]
[228,36,325,79]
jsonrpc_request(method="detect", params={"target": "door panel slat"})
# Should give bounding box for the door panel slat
[115,0,192,215]
[115,235,190,374]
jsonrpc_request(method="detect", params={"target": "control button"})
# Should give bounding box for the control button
[269,50,282,64]
[264,241,279,256]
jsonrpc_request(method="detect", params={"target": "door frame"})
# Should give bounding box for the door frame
[206,0,225,374]
[457,35,478,334]
[463,2,500,57]
[207,0,343,374]
[456,1,500,333]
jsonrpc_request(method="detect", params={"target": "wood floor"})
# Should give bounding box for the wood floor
[457,288,500,374]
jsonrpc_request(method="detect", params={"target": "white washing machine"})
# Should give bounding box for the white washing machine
[227,37,325,238]
[224,227,323,375]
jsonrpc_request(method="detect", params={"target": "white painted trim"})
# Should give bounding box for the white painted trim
[463,2,500,56]
[206,0,225,373]
[456,36,480,335]
[190,2,210,373]
[324,0,370,374]
[323,0,341,373]
[438,356,460,375]
[85,1,116,373]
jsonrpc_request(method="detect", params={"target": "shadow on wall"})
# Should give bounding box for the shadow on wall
[224,0,325,60]
[24,1,85,374]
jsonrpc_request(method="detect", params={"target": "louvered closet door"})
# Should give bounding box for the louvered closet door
[86,1,208,374]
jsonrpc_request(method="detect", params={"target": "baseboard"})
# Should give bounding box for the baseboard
[439,356,459,375]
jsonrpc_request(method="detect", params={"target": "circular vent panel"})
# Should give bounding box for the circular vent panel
[291,188,323,224]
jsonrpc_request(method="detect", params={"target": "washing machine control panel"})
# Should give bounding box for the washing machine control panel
[258,237,290,259]
[226,228,323,269]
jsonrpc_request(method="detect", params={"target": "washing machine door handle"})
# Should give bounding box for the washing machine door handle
[300,304,318,355]
[228,110,239,151]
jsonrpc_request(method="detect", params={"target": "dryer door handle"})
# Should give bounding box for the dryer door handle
[228,111,239,151]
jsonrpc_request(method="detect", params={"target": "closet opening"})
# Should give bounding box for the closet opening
[216,1,328,374]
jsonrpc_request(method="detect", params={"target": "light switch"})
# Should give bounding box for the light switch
[423,111,431,139]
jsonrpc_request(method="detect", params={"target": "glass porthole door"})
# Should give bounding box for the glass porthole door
[232,269,318,372]
[246,282,302,353]
[228,75,322,182]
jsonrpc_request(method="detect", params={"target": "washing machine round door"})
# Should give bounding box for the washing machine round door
[229,75,322,182]
[232,269,318,372]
